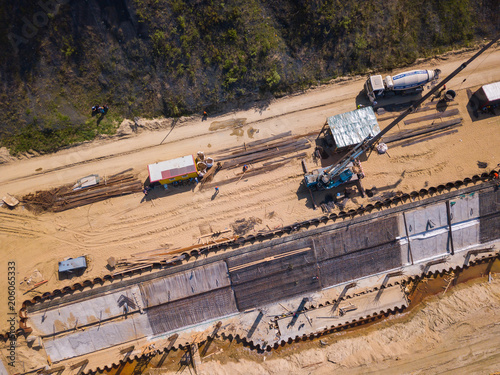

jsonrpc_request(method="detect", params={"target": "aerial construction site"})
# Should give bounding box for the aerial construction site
[1,39,500,375]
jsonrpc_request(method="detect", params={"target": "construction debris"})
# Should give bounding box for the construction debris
[23,280,48,295]
[231,217,262,236]
[2,193,19,207]
[22,173,142,212]
[112,235,237,274]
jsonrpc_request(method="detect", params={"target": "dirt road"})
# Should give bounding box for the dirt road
[1,45,499,195]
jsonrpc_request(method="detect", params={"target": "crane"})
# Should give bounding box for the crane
[304,32,500,191]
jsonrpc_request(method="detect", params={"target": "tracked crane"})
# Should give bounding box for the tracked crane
[304,32,500,191]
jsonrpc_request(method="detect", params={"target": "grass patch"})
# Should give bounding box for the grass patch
[2,111,122,155]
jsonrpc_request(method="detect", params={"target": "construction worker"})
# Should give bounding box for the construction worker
[215,186,219,194]
[431,85,446,102]
[91,105,100,116]
[243,164,249,172]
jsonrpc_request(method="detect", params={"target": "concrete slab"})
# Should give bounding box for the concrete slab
[409,228,450,262]
[43,313,153,362]
[452,220,480,251]
[404,202,448,235]
[276,285,408,340]
[30,285,142,336]
[449,192,480,222]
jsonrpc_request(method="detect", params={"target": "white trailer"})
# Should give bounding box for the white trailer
[364,69,441,102]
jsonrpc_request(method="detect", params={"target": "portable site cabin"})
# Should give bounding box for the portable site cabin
[473,81,500,108]
[59,256,87,275]
[148,155,198,185]
[325,106,381,151]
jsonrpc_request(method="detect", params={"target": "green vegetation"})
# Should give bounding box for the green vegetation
[0,0,497,154]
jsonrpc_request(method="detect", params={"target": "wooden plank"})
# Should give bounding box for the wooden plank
[214,131,293,157]
[403,108,459,125]
[377,102,458,121]
[384,118,462,144]
[400,129,459,147]
[190,344,202,374]
[217,138,307,161]
[245,131,293,148]
[222,142,310,169]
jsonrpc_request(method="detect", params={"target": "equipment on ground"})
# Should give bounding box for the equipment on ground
[364,69,441,103]
[473,81,500,110]
[58,256,87,275]
[306,32,500,193]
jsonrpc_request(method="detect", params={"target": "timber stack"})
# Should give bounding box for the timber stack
[22,173,142,212]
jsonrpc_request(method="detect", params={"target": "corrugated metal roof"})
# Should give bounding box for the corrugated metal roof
[327,107,381,149]
[148,155,197,183]
[58,256,87,273]
[482,81,500,101]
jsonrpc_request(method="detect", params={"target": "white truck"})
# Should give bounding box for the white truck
[364,69,441,103]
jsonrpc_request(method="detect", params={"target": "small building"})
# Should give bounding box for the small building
[148,155,198,185]
[319,106,381,152]
[473,81,500,108]
[59,256,87,274]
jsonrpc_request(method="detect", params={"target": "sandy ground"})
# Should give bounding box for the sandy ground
[0,44,499,372]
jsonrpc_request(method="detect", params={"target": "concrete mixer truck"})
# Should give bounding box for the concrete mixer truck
[364,69,441,103]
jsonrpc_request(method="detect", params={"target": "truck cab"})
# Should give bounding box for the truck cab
[364,69,441,103]
[364,75,385,102]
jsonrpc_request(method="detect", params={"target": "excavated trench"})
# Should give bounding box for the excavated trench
[87,256,499,375]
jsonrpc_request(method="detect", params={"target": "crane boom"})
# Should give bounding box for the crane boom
[315,32,500,188]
